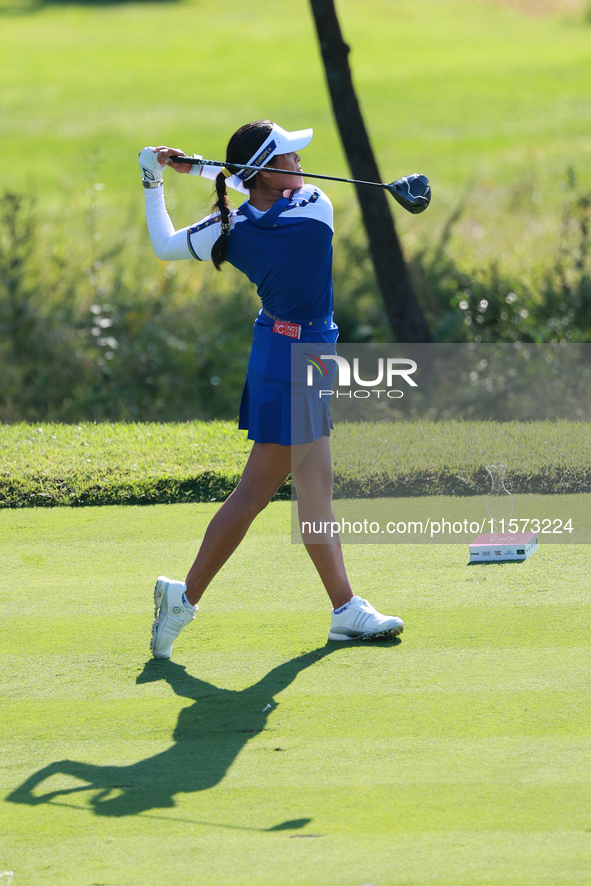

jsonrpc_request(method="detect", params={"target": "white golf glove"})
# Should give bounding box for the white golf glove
[138,146,166,183]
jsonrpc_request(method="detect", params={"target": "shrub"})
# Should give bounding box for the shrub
[0,191,259,422]
[333,169,591,346]
[1,173,590,423]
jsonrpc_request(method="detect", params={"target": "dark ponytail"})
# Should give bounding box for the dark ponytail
[211,172,232,271]
[210,119,273,270]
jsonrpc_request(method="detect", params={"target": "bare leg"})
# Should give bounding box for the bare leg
[185,436,354,611]
[292,436,354,610]
[185,442,310,605]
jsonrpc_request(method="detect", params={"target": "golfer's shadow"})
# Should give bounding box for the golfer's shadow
[7,642,390,818]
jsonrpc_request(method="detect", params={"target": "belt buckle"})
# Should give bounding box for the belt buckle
[272,320,301,340]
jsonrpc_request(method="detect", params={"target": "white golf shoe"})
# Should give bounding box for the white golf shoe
[328,595,404,641]
[150,576,197,660]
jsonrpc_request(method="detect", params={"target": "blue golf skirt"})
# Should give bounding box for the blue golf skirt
[238,310,338,445]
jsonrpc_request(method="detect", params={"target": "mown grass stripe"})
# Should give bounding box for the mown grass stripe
[1,503,589,885]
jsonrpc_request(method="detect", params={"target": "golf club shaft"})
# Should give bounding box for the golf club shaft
[170,156,387,190]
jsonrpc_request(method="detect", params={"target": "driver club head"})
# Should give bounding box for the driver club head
[386,174,431,214]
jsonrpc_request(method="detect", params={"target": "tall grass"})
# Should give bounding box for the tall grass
[336,168,591,345]
[1,419,588,506]
[0,189,260,422]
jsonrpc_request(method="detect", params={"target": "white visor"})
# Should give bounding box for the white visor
[232,123,313,183]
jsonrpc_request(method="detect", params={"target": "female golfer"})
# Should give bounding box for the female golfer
[139,120,404,658]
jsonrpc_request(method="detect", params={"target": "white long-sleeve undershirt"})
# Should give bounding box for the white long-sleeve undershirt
[144,187,192,261]
[144,170,248,261]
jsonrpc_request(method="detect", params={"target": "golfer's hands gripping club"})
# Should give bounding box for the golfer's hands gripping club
[138,146,204,182]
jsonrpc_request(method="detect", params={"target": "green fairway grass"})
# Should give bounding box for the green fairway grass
[1,0,591,272]
[1,503,590,884]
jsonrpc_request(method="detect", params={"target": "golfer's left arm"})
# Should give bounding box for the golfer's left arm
[139,146,239,262]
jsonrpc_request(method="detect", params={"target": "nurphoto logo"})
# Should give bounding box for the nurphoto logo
[306,355,418,399]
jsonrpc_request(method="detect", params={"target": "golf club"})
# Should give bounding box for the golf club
[169,156,431,214]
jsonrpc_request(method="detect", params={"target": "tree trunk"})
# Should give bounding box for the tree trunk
[308,0,433,343]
